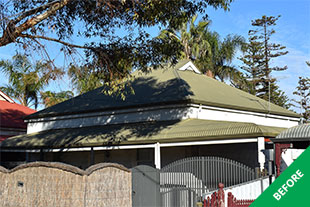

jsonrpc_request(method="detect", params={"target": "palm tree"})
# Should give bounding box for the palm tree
[40,91,74,107]
[0,54,63,109]
[68,64,105,95]
[194,31,245,82]
[158,15,211,61]
[159,15,245,83]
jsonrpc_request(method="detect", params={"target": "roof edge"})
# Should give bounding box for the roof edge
[189,99,300,118]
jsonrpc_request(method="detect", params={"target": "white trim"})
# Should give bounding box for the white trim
[26,103,299,133]
[178,61,201,74]
[155,142,161,169]
[0,90,15,103]
[257,137,265,171]
[192,104,300,122]
[27,103,299,124]
[25,104,189,123]
[1,138,258,152]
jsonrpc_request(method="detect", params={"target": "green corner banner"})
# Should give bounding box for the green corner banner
[251,146,310,206]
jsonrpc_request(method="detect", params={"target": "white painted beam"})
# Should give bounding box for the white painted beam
[154,142,161,169]
[257,137,265,171]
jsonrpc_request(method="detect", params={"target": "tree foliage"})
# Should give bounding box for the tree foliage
[0,0,233,84]
[239,15,289,108]
[158,15,245,83]
[292,62,310,122]
[0,54,62,109]
[68,64,105,94]
[41,90,74,107]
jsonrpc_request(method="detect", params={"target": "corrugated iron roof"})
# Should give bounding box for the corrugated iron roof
[0,100,36,129]
[1,119,286,149]
[26,60,299,120]
[273,124,310,142]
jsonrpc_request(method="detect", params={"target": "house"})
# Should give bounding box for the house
[0,90,36,141]
[0,60,300,171]
[0,90,36,168]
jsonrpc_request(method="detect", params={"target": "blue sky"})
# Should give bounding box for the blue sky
[0,0,309,112]
[205,0,310,113]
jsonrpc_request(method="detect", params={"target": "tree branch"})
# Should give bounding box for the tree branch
[0,0,72,46]
[20,33,115,78]
[12,0,61,25]
[20,33,92,50]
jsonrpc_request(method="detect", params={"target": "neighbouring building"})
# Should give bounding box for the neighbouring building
[0,90,36,167]
[271,124,310,176]
[1,60,301,170]
[0,90,36,141]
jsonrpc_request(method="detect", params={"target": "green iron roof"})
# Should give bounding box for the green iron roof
[26,60,299,119]
[1,119,286,149]
[271,124,310,143]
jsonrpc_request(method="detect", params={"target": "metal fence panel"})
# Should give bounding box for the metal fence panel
[160,156,256,207]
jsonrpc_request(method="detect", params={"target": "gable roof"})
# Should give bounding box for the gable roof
[26,60,299,119]
[1,119,285,149]
[0,100,36,129]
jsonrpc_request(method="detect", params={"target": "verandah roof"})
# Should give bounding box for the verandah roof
[1,119,285,149]
[271,124,310,143]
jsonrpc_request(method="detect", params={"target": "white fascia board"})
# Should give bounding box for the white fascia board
[188,105,299,128]
[26,102,299,124]
[191,104,300,122]
[27,103,299,124]
[1,138,258,153]
[0,90,15,103]
[26,103,299,134]
[178,61,201,74]
[27,106,191,133]
[25,104,190,123]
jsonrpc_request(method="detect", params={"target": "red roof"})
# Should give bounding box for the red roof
[0,100,36,129]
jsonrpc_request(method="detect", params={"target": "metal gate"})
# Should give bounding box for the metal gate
[160,157,257,207]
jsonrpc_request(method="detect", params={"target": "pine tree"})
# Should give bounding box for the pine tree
[292,62,310,122]
[239,40,265,95]
[240,15,289,108]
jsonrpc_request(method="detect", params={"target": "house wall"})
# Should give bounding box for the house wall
[26,104,299,134]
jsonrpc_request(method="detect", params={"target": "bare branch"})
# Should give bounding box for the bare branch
[31,38,57,69]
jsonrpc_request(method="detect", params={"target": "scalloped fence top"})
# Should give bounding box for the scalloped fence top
[0,162,132,207]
